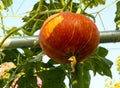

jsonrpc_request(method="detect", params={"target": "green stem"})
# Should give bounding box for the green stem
[69,75,72,88]
[71,63,81,88]
[0,3,42,48]
[98,14,106,30]
[69,0,73,12]
[62,0,72,11]
[0,8,62,48]
[83,0,93,11]
[15,0,25,14]
[0,13,38,48]
[0,12,6,35]
[21,0,44,36]
[39,9,62,14]
[68,56,77,88]
[37,0,44,12]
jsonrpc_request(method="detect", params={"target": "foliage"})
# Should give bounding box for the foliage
[103,56,120,88]
[0,47,112,88]
[38,66,66,88]
[21,0,106,36]
[114,1,120,30]
[81,0,105,8]
[0,0,119,88]
[70,47,112,88]
[1,0,13,10]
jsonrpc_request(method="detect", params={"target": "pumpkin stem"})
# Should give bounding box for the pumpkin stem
[68,56,77,75]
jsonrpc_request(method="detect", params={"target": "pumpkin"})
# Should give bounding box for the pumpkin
[39,12,100,64]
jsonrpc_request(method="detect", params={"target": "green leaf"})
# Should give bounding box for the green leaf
[114,1,120,30]
[22,48,34,58]
[0,78,8,88]
[71,46,112,88]
[96,46,108,57]
[3,67,18,88]
[82,0,105,8]
[38,66,66,88]
[1,0,13,10]
[72,63,91,88]
[102,58,113,68]
[18,75,39,88]
[22,0,63,35]
[2,49,24,64]
[4,51,44,88]
[84,46,113,77]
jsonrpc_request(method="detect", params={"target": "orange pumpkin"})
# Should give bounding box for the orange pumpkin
[39,12,100,64]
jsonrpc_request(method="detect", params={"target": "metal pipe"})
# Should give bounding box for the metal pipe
[0,31,120,49]
[0,35,38,49]
[100,31,120,43]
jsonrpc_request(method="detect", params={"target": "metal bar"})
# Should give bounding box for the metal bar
[100,31,120,43]
[0,36,38,49]
[0,31,120,49]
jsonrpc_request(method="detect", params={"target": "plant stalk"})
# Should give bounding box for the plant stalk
[68,56,77,88]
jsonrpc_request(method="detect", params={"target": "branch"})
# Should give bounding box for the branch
[0,31,120,49]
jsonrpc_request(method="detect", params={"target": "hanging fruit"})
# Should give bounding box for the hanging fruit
[39,12,100,64]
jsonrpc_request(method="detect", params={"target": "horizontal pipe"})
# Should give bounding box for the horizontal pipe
[0,35,39,49]
[100,31,120,43]
[0,31,120,49]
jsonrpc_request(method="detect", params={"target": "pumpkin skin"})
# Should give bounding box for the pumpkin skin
[39,12,100,64]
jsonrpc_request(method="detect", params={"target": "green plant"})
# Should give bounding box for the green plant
[0,0,120,88]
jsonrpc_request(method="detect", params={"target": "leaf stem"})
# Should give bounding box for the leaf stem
[62,0,72,11]
[98,14,106,30]
[83,0,93,11]
[0,12,6,35]
[0,13,38,48]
